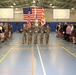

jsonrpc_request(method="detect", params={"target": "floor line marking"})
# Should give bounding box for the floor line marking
[0,44,33,46]
[57,45,76,58]
[48,43,76,58]
[0,70,32,73]
[37,45,46,75]
[32,44,34,75]
[0,45,17,62]
[14,48,32,50]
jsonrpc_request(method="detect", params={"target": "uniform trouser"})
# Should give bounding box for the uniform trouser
[22,32,27,43]
[28,33,32,44]
[45,33,49,44]
[40,33,44,43]
[34,33,38,44]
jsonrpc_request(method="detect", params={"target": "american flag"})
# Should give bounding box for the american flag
[26,10,31,28]
[23,8,44,20]
[41,8,45,26]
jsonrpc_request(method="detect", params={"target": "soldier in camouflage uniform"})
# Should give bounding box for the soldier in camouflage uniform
[22,24,28,44]
[45,24,51,44]
[39,25,45,44]
[33,25,39,44]
[28,22,35,44]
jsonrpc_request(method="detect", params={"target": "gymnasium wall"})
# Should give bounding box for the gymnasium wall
[0,9,76,32]
[1,22,76,32]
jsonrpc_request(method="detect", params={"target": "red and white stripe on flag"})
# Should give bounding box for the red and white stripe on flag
[41,9,45,26]
[24,8,43,20]
[27,11,31,28]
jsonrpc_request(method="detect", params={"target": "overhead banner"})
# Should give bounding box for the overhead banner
[0,8,14,18]
[53,9,70,19]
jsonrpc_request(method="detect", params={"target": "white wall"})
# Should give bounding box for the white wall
[0,8,76,22]
[45,9,76,22]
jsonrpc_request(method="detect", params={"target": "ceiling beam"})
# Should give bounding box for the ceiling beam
[61,4,68,8]
[55,0,76,7]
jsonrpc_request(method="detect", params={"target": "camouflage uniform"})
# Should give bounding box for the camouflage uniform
[45,25,51,44]
[27,27,33,44]
[39,26,45,44]
[33,26,39,44]
[22,24,28,44]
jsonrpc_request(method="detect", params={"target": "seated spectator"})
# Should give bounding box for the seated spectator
[72,25,76,44]
[0,23,4,42]
[66,25,72,42]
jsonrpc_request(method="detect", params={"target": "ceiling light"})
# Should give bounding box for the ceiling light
[33,0,36,3]
[71,8,74,10]
[52,6,55,8]
[50,4,52,6]
[10,5,13,8]
[15,11,22,14]
[15,8,18,10]
[13,3,16,5]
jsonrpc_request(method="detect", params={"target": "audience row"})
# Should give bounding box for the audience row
[0,23,13,43]
[56,23,76,44]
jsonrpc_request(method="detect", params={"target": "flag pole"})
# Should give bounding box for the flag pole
[35,6,38,26]
[34,0,36,19]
